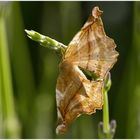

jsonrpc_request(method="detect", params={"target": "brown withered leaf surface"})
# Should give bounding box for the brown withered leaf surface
[56,6,119,134]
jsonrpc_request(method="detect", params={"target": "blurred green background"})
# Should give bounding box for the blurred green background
[1,1,140,139]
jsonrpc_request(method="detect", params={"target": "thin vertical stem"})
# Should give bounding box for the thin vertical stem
[103,90,110,134]
[98,73,116,139]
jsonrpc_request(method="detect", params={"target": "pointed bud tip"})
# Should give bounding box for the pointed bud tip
[25,29,35,36]
[25,29,30,34]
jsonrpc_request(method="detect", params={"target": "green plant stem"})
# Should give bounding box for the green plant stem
[98,73,115,139]
[103,89,110,134]
[0,15,20,138]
